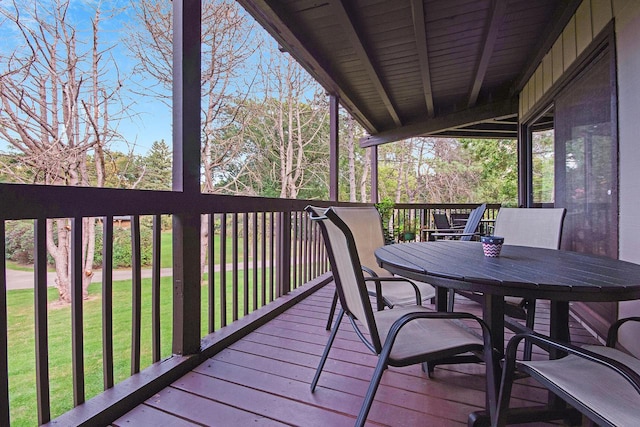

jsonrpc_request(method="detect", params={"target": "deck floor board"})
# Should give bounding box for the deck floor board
[115,283,599,426]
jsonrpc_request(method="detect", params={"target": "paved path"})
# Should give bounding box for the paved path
[5,267,174,291]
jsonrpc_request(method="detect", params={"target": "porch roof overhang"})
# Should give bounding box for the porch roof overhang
[238,0,582,145]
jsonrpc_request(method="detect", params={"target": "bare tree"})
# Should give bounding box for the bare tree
[126,0,261,278]
[0,0,125,301]
[245,49,329,199]
[378,137,479,204]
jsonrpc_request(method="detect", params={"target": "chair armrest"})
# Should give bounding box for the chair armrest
[607,316,640,347]
[506,331,640,395]
[384,311,495,370]
[361,265,379,278]
[364,276,422,305]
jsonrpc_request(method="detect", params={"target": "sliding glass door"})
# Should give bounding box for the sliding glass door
[555,49,617,258]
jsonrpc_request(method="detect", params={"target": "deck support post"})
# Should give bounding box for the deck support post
[371,146,379,203]
[172,0,202,355]
[330,94,339,201]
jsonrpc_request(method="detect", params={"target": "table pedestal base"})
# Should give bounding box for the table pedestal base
[468,406,582,427]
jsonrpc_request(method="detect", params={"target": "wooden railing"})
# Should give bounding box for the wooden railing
[0,183,335,426]
[0,183,497,425]
[390,203,501,242]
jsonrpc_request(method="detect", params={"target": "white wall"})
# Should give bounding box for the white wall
[614,0,640,356]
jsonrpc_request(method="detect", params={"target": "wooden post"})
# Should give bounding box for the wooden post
[371,146,379,203]
[172,0,202,355]
[517,122,532,207]
[329,94,339,201]
[276,211,292,296]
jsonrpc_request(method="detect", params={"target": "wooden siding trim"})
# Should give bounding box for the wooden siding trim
[575,1,594,56]
[519,1,619,118]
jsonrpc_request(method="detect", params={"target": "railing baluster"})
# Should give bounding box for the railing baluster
[252,212,258,310]
[243,213,249,316]
[304,215,313,281]
[208,214,215,333]
[152,214,161,363]
[71,217,85,406]
[277,211,292,297]
[269,212,275,303]
[291,212,298,289]
[232,213,239,322]
[261,212,267,307]
[0,221,8,426]
[102,216,114,389]
[220,214,227,328]
[35,218,50,423]
[130,215,142,375]
[297,212,303,288]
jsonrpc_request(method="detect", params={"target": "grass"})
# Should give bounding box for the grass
[8,230,247,272]
[6,265,273,427]
[5,231,273,425]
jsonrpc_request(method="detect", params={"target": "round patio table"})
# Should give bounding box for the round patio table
[375,240,640,425]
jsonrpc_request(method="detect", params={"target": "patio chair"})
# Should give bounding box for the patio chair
[306,206,497,427]
[323,206,437,330]
[428,203,487,312]
[451,207,566,359]
[433,212,454,229]
[421,211,463,241]
[495,317,640,427]
[430,203,486,241]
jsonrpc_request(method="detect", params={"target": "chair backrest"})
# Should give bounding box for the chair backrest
[306,206,382,350]
[332,206,387,276]
[432,212,451,229]
[459,203,487,241]
[493,207,566,249]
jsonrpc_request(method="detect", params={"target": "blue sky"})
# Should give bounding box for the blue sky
[0,1,314,156]
[0,1,172,155]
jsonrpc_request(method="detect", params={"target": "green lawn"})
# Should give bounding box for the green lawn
[4,231,274,425]
[160,231,251,268]
[6,266,270,426]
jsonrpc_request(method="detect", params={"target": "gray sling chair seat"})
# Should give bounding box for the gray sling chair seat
[495,317,640,427]
[450,207,566,360]
[306,206,497,427]
[323,206,437,330]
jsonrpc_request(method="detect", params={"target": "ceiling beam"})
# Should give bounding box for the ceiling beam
[237,0,378,133]
[468,0,507,108]
[328,0,402,127]
[359,97,518,147]
[410,0,434,117]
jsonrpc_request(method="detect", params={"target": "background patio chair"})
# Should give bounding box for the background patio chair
[430,203,486,241]
[306,206,497,427]
[323,206,437,330]
[495,317,640,426]
[421,211,461,241]
[450,207,566,359]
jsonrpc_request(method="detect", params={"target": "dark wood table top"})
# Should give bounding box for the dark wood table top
[375,241,640,303]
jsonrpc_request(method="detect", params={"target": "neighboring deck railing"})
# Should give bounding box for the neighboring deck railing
[0,182,496,425]
[391,203,501,242]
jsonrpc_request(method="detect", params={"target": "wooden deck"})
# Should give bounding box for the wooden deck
[114,284,599,426]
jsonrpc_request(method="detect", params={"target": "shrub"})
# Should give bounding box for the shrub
[5,220,35,264]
